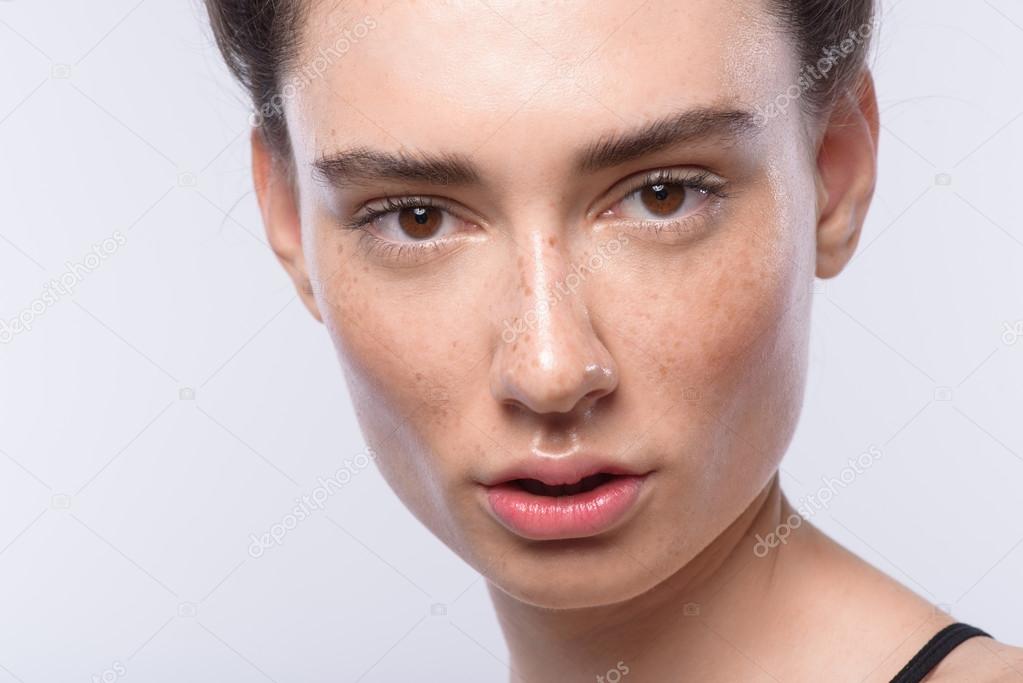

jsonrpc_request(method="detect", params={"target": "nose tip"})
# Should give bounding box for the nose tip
[490,310,619,416]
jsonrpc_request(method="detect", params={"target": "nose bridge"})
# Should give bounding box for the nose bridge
[491,229,618,415]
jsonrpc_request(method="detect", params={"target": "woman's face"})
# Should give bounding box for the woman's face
[280,0,821,607]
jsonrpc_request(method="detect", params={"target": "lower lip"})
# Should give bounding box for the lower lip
[484,475,647,541]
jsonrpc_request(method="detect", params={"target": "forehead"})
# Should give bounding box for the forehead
[289,0,791,165]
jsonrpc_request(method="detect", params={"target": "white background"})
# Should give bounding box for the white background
[0,1,1021,681]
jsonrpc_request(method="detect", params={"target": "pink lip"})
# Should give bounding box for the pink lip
[481,457,650,540]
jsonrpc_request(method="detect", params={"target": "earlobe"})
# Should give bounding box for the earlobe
[814,70,880,279]
[250,129,323,322]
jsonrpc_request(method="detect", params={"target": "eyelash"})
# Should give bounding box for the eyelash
[620,168,730,203]
[345,196,447,231]
[344,168,731,260]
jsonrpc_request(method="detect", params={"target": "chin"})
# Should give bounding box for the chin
[475,523,692,610]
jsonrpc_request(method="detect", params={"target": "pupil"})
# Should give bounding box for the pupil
[413,207,429,224]
[652,184,669,201]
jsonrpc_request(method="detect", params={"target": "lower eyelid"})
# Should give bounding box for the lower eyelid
[355,228,466,266]
[621,199,723,237]
[634,214,706,232]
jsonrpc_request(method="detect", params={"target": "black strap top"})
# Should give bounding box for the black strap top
[888,622,991,683]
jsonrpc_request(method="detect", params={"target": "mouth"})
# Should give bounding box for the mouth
[512,472,618,497]
[482,467,650,541]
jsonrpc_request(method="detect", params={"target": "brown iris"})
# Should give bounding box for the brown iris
[639,183,686,217]
[398,206,443,239]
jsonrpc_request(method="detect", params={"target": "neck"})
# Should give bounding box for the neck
[487,475,810,682]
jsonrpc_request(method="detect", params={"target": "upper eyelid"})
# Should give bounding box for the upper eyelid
[618,168,726,195]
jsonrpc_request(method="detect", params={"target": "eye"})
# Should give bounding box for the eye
[616,180,711,223]
[349,195,479,245]
[344,196,480,265]
[354,198,464,243]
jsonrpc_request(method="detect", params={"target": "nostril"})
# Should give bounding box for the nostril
[491,356,619,416]
[580,363,617,399]
[582,387,611,406]
[489,306,619,415]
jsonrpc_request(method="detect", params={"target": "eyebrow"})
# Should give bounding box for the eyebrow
[313,147,481,188]
[312,106,758,189]
[576,106,758,173]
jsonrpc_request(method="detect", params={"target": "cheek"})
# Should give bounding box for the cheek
[689,241,806,401]
[595,183,816,492]
[310,233,458,418]
[608,228,809,404]
[655,166,816,414]
[306,232,491,535]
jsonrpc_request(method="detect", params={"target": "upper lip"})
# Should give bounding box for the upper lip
[481,454,648,487]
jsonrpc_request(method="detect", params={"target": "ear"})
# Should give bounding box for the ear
[251,128,323,322]
[814,70,880,279]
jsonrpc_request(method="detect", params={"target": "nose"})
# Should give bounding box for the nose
[490,233,619,416]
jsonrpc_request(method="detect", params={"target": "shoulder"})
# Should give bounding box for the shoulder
[926,637,1023,682]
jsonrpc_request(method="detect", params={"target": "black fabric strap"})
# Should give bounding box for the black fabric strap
[889,622,991,683]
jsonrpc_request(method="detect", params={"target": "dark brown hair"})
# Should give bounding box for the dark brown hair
[204,0,875,159]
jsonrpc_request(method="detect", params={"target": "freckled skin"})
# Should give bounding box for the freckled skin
[248,0,1022,680]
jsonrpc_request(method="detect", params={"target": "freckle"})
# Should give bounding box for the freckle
[414,372,423,381]
[522,333,530,343]
[660,365,667,378]
[524,286,533,296]
[547,236,557,247]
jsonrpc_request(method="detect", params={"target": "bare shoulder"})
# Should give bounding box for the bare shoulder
[927,637,1023,682]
